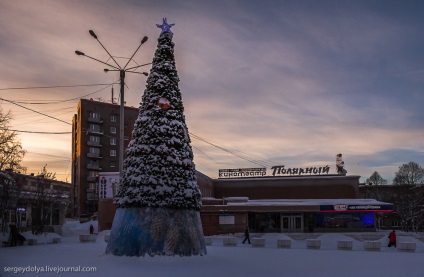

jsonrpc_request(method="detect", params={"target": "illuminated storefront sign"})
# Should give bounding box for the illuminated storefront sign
[320,204,394,212]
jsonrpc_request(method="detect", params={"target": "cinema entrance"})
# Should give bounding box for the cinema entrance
[281,214,303,232]
[246,213,304,233]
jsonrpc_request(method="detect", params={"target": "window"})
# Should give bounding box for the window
[89,112,100,119]
[88,160,99,167]
[89,124,101,132]
[88,171,97,177]
[89,136,100,143]
[110,138,116,145]
[110,161,116,168]
[110,150,117,156]
[110,127,117,134]
[89,148,100,154]
[110,115,117,122]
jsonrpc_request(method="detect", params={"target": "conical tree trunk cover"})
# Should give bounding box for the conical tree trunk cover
[106,20,206,257]
[105,208,206,256]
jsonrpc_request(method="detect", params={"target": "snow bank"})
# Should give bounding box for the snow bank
[61,219,98,236]
[2,222,424,277]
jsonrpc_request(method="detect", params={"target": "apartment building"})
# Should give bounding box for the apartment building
[71,99,139,217]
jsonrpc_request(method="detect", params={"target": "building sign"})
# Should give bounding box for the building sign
[334,204,348,211]
[219,165,333,178]
[98,172,119,199]
[219,215,235,225]
[271,165,330,176]
[320,204,394,213]
[219,168,266,178]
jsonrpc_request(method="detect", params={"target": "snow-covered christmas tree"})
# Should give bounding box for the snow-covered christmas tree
[105,18,206,257]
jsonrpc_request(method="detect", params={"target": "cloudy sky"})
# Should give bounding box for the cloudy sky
[1,0,423,183]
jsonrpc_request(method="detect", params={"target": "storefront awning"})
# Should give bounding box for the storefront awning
[201,198,394,213]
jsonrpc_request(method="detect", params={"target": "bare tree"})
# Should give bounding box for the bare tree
[0,170,23,233]
[392,162,424,231]
[393,162,424,186]
[362,171,389,229]
[30,165,57,234]
[0,107,27,173]
[366,171,388,186]
[394,186,424,232]
[37,164,56,180]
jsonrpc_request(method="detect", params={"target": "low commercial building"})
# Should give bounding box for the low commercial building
[0,170,70,234]
[198,174,393,235]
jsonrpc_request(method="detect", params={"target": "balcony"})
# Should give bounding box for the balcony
[87,141,103,147]
[87,164,102,171]
[87,129,104,135]
[87,153,103,159]
[87,117,103,124]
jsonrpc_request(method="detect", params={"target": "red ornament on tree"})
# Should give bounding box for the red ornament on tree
[158,97,171,110]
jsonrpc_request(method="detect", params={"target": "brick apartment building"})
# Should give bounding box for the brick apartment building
[71,99,139,217]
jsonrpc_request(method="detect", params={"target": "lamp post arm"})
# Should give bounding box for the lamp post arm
[125,62,152,71]
[82,54,121,70]
[94,38,122,70]
[126,71,149,76]
[123,36,148,70]
[123,43,143,70]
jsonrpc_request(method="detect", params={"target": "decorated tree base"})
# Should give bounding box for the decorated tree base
[105,207,207,257]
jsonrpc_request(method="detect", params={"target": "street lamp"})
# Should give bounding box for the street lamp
[76,30,151,177]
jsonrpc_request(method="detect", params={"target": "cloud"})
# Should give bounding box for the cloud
[1,0,424,182]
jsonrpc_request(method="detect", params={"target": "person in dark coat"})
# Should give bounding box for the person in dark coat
[242,226,251,244]
[89,224,94,234]
[9,225,26,246]
[388,230,396,247]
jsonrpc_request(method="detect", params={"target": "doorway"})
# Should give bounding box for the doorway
[281,215,303,232]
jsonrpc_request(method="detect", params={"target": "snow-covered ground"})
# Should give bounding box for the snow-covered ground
[1,220,423,277]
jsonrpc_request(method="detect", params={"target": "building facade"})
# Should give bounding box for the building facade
[198,174,394,235]
[71,99,139,217]
[0,170,70,234]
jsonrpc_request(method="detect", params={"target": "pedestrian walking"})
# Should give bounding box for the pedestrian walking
[242,226,251,244]
[89,224,94,235]
[388,230,396,247]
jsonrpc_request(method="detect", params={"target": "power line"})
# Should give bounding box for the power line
[0,128,71,134]
[189,132,270,168]
[25,151,71,159]
[2,83,276,168]
[192,145,223,166]
[0,83,118,91]
[3,82,118,104]
[0,97,72,125]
